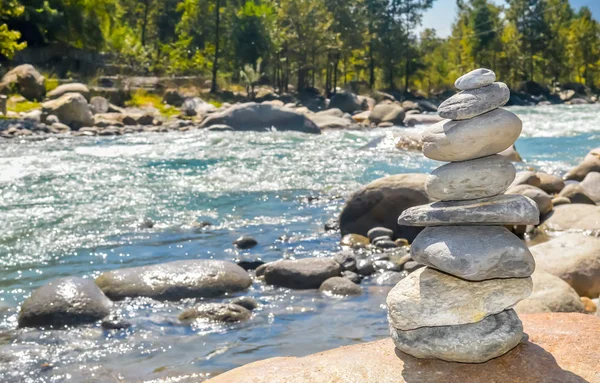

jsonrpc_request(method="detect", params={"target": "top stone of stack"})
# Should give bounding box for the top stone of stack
[454,68,496,90]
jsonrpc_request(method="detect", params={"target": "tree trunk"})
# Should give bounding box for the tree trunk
[210,0,221,94]
[333,55,339,95]
[141,0,150,47]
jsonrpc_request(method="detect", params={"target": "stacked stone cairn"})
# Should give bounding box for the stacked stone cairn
[386,68,540,363]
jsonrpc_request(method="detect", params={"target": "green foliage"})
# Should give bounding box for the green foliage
[126,89,179,117]
[7,99,40,113]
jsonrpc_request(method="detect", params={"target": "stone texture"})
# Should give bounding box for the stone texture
[403,113,443,127]
[425,155,515,201]
[530,233,600,298]
[319,277,362,296]
[505,184,553,215]
[390,309,523,363]
[510,171,541,188]
[411,226,534,281]
[262,258,342,289]
[47,83,90,101]
[178,303,251,323]
[422,108,522,162]
[41,93,94,129]
[339,174,430,242]
[564,147,600,181]
[199,102,320,133]
[368,103,406,126]
[205,313,600,383]
[0,64,46,101]
[580,172,600,203]
[558,183,596,205]
[386,267,532,330]
[367,227,394,241]
[398,194,539,227]
[19,277,112,328]
[536,172,565,194]
[515,270,586,314]
[538,204,600,234]
[95,260,252,301]
[438,82,510,120]
[497,145,523,162]
[454,68,496,91]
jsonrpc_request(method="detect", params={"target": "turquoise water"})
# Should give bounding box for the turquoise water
[0,105,598,382]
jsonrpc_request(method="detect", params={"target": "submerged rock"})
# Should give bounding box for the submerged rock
[179,303,251,323]
[262,258,342,289]
[390,310,523,363]
[411,226,535,281]
[425,155,515,201]
[398,194,539,227]
[19,277,112,328]
[204,313,600,383]
[438,82,510,120]
[319,277,362,296]
[386,267,532,330]
[230,296,259,311]
[95,260,251,301]
[233,235,258,249]
[422,108,522,162]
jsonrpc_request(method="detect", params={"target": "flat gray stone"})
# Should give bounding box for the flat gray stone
[438,82,510,120]
[263,258,342,289]
[398,194,540,227]
[386,267,532,330]
[454,68,496,91]
[411,226,535,281]
[19,277,112,328]
[390,309,523,363]
[319,277,362,296]
[425,155,515,201]
[422,108,522,162]
[95,260,252,301]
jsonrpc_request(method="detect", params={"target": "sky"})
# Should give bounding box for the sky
[419,0,600,37]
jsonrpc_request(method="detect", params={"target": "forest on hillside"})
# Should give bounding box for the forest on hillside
[0,0,599,95]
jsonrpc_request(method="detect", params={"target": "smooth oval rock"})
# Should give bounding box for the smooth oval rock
[19,277,112,328]
[386,267,532,330]
[438,82,510,120]
[564,147,600,181]
[262,258,342,289]
[422,108,522,162]
[178,303,251,323]
[95,260,252,301]
[390,309,523,363]
[536,172,565,194]
[515,270,586,314]
[531,233,600,298]
[319,277,362,296]
[580,172,600,203]
[510,171,541,188]
[411,226,535,281]
[367,227,394,241]
[454,68,496,91]
[538,204,600,234]
[558,183,596,205]
[425,155,515,201]
[398,194,540,227]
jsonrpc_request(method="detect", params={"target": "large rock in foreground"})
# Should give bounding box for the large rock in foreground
[538,204,600,234]
[95,260,251,301]
[205,313,600,383]
[339,174,430,242]
[19,277,112,328]
[262,258,342,289]
[199,102,320,133]
[0,64,46,101]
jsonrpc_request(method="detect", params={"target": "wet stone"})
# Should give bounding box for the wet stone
[230,296,259,311]
[179,303,251,323]
[367,227,394,241]
[234,235,258,249]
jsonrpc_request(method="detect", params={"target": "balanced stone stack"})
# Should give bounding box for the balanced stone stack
[386,68,540,363]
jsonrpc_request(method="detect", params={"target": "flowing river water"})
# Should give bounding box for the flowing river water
[0,105,599,382]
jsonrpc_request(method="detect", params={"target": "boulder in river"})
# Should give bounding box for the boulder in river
[182,97,217,117]
[319,277,362,296]
[530,233,600,298]
[89,96,109,114]
[328,92,365,114]
[262,258,342,289]
[18,277,112,328]
[386,267,532,330]
[368,104,406,126]
[47,83,90,101]
[515,270,586,314]
[339,174,430,242]
[564,147,600,181]
[204,313,600,383]
[179,303,251,323]
[199,102,320,133]
[95,260,252,301]
[0,64,46,101]
[41,93,94,129]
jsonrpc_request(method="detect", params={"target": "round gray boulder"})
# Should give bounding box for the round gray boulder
[319,277,362,296]
[95,260,252,301]
[390,309,523,363]
[19,277,112,328]
[179,303,251,323]
[262,258,342,289]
